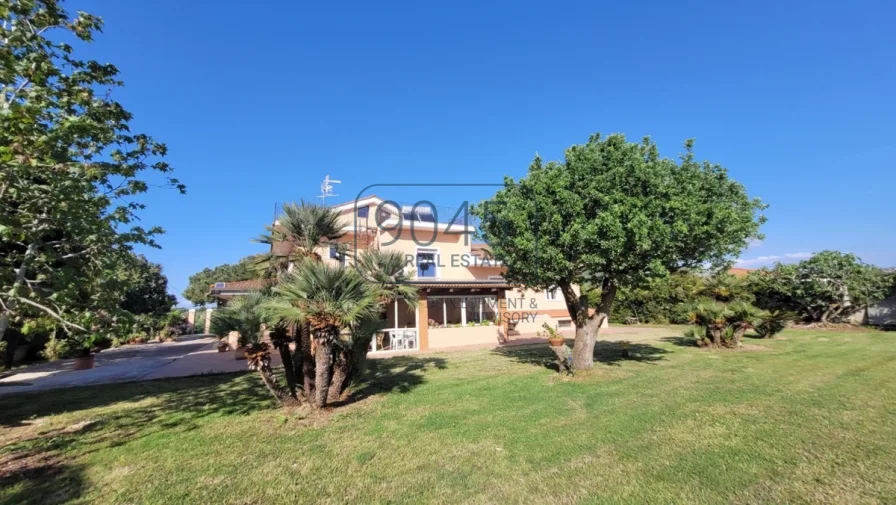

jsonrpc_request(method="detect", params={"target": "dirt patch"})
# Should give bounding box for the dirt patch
[0,450,61,481]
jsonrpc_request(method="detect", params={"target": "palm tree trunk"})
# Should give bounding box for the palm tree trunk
[313,336,334,408]
[733,327,745,347]
[300,322,315,398]
[328,349,351,403]
[257,362,296,405]
[276,344,298,398]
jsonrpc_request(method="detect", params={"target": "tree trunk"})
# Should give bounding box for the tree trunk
[257,362,297,405]
[0,314,10,362]
[313,334,334,408]
[276,344,298,399]
[733,327,745,347]
[0,244,35,348]
[345,337,372,389]
[711,327,722,347]
[568,279,617,371]
[2,328,17,370]
[328,349,351,403]
[299,322,315,398]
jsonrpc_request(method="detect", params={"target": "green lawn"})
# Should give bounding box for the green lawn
[2,329,895,505]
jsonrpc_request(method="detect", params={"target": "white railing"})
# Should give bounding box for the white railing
[371,328,418,353]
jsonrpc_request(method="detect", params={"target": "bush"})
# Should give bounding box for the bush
[88,333,113,351]
[41,338,71,361]
[755,311,791,338]
[683,326,710,347]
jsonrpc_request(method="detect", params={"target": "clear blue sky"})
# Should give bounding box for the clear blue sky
[72,0,896,306]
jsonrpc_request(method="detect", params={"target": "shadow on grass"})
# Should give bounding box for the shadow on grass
[0,355,452,502]
[0,372,276,504]
[0,453,86,505]
[340,356,448,405]
[0,372,272,429]
[493,339,668,372]
[662,333,769,347]
[660,336,693,347]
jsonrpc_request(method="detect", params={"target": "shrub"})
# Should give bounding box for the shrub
[755,311,791,338]
[41,337,70,361]
[129,332,149,344]
[725,301,764,347]
[88,333,113,351]
[683,326,710,347]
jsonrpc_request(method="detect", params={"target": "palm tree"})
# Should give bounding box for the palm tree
[255,200,346,265]
[253,200,346,397]
[264,261,381,408]
[689,301,732,347]
[725,301,763,347]
[326,250,419,402]
[209,293,294,404]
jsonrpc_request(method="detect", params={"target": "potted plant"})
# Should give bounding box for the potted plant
[69,333,108,370]
[539,323,565,347]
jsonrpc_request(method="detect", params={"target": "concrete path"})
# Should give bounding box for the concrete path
[0,335,217,395]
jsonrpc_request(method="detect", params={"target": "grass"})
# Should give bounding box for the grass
[1,328,895,504]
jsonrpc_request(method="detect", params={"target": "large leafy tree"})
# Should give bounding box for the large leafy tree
[121,254,177,316]
[749,251,894,323]
[182,256,257,306]
[475,133,765,370]
[0,1,183,346]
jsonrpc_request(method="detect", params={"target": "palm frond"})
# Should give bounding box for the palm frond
[355,250,419,308]
[276,200,345,257]
[269,261,381,334]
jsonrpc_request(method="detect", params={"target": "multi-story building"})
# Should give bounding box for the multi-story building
[211,195,605,354]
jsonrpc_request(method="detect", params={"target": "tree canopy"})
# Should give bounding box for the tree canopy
[475,133,765,369]
[749,251,894,323]
[182,256,257,306]
[121,255,177,316]
[0,0,183,347]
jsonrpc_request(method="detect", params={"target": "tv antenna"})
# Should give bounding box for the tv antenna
[319,175,341,204]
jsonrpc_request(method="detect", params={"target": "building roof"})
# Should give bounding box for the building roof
[728,267,755,278]
[208,279,273,298]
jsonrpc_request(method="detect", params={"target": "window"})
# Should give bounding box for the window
[428,296,498,327]
[557,319,572,329]
[545,287,559,301]
[357,206,369,218]
[416,249,438,278]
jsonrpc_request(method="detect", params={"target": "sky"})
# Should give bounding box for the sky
[68,0,896,306]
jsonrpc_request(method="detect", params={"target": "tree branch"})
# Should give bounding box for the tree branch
[14,296,88,333]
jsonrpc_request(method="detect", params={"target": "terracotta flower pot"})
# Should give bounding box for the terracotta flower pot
[73,355,95,370]
[548,337,565,347]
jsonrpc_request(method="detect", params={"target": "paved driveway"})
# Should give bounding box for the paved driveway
[0,336,216,395]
